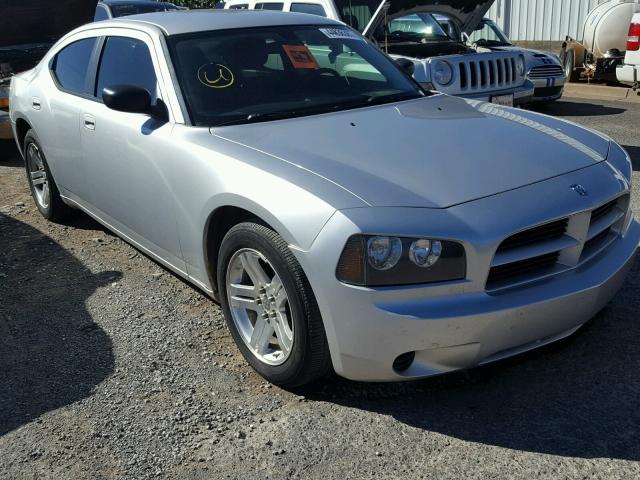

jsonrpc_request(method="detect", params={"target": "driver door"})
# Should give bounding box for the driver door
[79,32,185,271]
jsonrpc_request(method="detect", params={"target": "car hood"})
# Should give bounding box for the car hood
[364,0,494,36]
[212,95,610,209]
[0,0,98,48]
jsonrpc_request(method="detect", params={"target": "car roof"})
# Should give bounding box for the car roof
[86,9,343,35]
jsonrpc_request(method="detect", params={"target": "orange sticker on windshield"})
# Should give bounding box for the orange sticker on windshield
[282,44,319,69]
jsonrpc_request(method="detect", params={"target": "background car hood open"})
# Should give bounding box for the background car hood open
[213,96,611,209]
[364,0,494,36]
[0,0,98,48]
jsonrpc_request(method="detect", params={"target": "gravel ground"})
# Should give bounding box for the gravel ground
[1,97,639,480]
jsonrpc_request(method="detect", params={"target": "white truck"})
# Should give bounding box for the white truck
[561,0,640,83]
[221,0,535,106]
[617,12,640,89]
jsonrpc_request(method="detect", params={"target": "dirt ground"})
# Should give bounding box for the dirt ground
[1,97,640,479]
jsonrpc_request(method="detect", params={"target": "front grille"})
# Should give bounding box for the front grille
[590,199,617,224]
[487,195,628,291]
[457,55,520,91]
[488,252,560,285]
[584,227,611,251]
[528,65,564,78]
[497,218,568,252]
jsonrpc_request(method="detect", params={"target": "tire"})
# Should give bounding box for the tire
[23,130,72,221]
[217,221,331,388]
[563,49,580,83]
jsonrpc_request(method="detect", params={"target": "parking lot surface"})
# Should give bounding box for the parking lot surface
[1,97,639,480]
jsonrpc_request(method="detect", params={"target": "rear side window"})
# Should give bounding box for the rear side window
[255,3,284,9]
[289,3,326,16]
[51,38,97,95]
[95,37,158,101]
[229,4,248,9]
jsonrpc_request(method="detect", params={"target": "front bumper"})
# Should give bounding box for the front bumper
[457,81,535,106]
[0,111,12,140]
[529,76,566,102]
[296,163,638,382]
[616,64,639,88]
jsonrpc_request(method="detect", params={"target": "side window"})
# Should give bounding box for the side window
[229,4,248,9]
[51,38,97,95]
[95,37,158,101]
[94,5,110,21]
[289,3,326,16]
[255,2,284,10]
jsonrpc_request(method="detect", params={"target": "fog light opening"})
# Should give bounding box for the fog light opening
[393,351,415,372]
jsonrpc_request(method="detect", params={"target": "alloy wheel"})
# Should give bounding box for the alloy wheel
[26,143,50,209]
[225,248,294,366]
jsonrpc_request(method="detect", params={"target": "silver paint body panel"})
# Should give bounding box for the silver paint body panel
[9,11,639,381]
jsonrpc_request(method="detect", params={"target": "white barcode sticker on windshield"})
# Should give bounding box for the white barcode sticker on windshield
[319,27,364,41]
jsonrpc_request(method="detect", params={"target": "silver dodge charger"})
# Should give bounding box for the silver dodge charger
[9,10,639,387]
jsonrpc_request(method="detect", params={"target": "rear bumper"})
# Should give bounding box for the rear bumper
[616,64,639,87]
[0,111,12,140]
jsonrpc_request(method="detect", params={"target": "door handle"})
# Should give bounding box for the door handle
[32,98,41,110]
[83,114,96,130]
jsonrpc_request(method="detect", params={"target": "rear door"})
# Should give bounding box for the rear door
[79,31,185,271]
[44,35,100,195]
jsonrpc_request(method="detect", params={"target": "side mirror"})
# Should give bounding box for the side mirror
[103,85,153,115]
[395,58,415,76]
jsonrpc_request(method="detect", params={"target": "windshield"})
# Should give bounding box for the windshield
[168,25,424,127]
[110,3,178,17]
[373,13,452,44]
[468,20,511,47]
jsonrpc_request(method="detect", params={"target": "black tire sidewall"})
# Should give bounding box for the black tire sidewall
[564,50,575,82]
[217,223,317,386]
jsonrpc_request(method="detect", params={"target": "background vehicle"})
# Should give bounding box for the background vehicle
[437,16,566,104]
[94,0,180,20]
[222,0,535,106]
[0,0,97,140]
[561,0,640,83]
[617,12,640,90]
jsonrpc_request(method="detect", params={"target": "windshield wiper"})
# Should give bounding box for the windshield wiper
[212,93,425,128]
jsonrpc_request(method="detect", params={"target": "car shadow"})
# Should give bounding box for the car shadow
[0,214,119,436]
[531,100,626,117]
[623,145,640,171]
[302,256,640,460]
[0,139,21,166]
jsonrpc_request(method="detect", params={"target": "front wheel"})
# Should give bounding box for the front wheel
[217,222,331,388]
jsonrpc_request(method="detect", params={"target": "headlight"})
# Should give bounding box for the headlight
[517,55,526,76]
[431,60,453,86]
[336,235,466,286]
